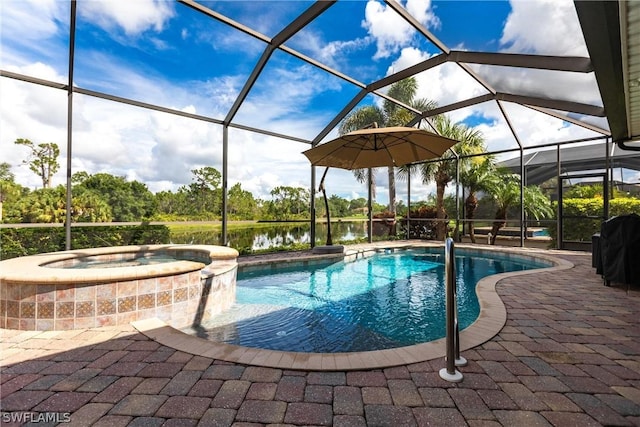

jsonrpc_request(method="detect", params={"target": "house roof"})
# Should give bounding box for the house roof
[499,144,640,185]
[575,0,640,148]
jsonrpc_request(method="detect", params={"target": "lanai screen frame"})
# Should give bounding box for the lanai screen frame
[1,0,630,250]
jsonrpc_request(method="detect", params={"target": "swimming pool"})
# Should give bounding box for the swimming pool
[185,248,549,353]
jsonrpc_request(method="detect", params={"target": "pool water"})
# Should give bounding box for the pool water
[187,248,546,352]
[62,253,181,269]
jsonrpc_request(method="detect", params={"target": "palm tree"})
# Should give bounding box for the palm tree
[338,77,436,217]
[522,182,555,235]
[485,170,553,245]
[459,156,496,243]
[401,116,485,240]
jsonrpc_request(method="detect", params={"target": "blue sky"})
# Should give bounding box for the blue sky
[1,0,619,204]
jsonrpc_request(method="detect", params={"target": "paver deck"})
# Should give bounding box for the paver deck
[1,247,639,426]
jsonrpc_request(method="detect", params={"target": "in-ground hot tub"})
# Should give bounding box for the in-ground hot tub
[0,245,239,331]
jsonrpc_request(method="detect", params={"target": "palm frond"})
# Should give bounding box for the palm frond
[338,106,384,135]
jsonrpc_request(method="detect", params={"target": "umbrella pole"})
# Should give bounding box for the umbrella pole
[368,168,373,243]
[319,167,333,246]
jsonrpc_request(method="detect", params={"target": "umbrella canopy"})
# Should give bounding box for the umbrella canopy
[303,126,459,170]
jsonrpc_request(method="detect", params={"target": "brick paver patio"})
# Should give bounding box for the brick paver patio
[1,249,639,426]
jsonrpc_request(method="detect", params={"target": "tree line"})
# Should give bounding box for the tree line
[0,156,387,224]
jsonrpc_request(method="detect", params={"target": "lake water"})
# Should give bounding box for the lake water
[169,221,395,251]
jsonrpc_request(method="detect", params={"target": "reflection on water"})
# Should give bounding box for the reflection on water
[170,221,385,251]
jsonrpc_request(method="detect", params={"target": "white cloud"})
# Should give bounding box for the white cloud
[386,46,431,75]
[0,62,221,191]
[78,0,175,36]
[70,93,244,195]
[388,48,490,115]
[0,64,68,189]
[232,63,344,140]
[226,129,312,200]
[1,52,340,200]
[501,0,588,56]
[472,102,602,155]
[362,0,437,60]
[0,0,68,71]
[147,111,223,187]
[75,51,171,101]
[466,65,602,106]
[406,0,440,29]
[363,1,409,60]
[380,0,602,157]
[193,21,265,58]
[292,30,371,70]
[469,0,602,151]
[0,0,62,41]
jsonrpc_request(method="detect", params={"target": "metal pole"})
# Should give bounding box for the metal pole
[455,156,460,242]
[65,0,77,250]
[604,139,610,219]
[368,168,373,243]
[319,167,332,246]
[222,125,228,245]
[453,274,467,367]
[439,237,463,382]
[519,146,525,247]
[366,123,378,243]
[461,187,465,239]
[557,145,563,250]
[310,166,316,248]
[407,171,411,240]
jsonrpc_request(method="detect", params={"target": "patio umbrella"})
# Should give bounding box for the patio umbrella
[303,126,459,248]
[303,126,459,169]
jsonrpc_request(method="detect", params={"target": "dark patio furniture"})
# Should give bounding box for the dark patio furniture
[594,213,640,288]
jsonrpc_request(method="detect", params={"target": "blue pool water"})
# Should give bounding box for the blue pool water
[63,254,179,269]
[188,248,548,353]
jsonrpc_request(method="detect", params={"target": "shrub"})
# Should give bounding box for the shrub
[398,205,441,239]
[0,224,170,259]
[547,197,640,244]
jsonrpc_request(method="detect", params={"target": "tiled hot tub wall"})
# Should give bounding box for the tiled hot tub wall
[0,246,238,331]
[1,268,237,331]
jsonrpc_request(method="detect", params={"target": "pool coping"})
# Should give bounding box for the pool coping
[132,242,574,371]
[0,244,239,284]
